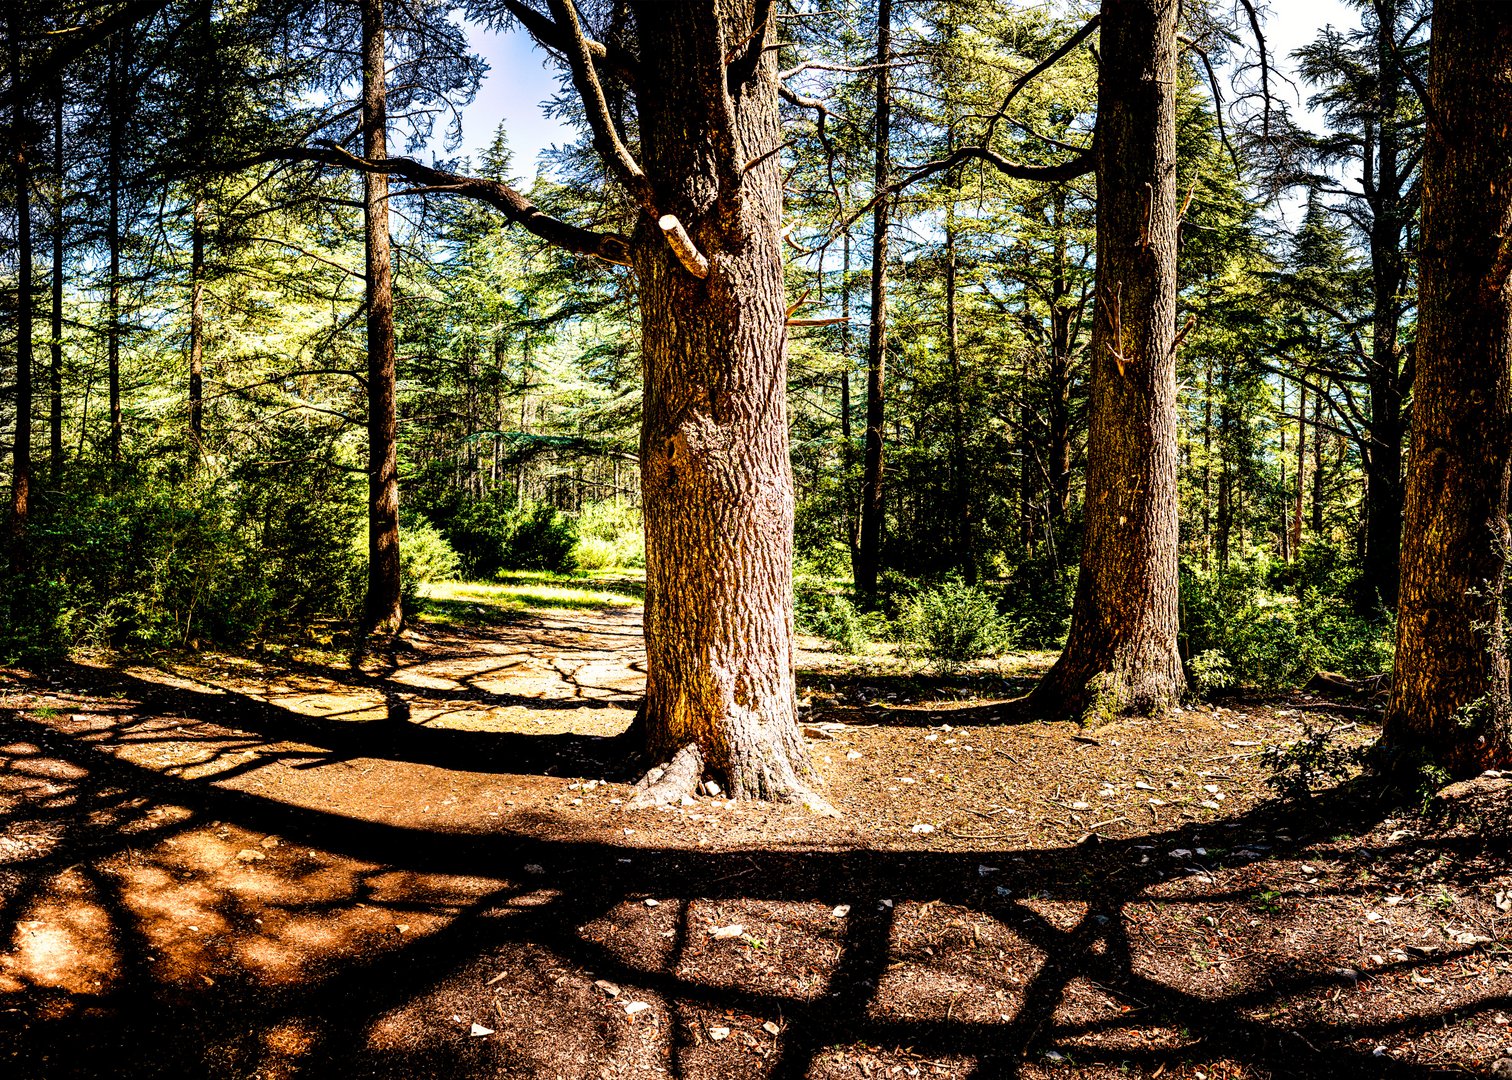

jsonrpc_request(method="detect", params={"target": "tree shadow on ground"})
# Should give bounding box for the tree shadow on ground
[0,679,1503,1079]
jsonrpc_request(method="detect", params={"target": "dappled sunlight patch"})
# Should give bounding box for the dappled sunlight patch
[2,868,121,997]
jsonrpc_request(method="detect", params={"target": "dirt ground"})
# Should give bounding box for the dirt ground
[1,592,1509,1079]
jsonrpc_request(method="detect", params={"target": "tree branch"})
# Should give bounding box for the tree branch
[275,144,632,265]
[545,0,655,212]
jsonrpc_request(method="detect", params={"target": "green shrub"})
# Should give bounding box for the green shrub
[397,516,460,605]
[0,430,364,659]
[1181,560,1392,691]
[1261,720,1366,800]
[794,581,883,654]
[572,500,644,569]
[1000,555,1076,648]
[443,500,578,577]
[899,575,1013,669]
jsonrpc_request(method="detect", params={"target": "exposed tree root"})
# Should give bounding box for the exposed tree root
[626,743,705,808]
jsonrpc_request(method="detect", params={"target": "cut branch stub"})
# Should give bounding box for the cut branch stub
[659,214,711,278]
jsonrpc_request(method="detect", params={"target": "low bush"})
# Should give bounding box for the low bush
[898,575,1013,670]
[572,500,644,570]
[442,500,578,577]
[1181,559,1393,692]
[794,581,883,654]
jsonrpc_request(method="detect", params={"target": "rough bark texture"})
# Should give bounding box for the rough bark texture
[631,0,819,804]
[1027,0,1183,719]
[361,0,403,636]
[49,81,63,476]
[107,40,123,463]
[188,200,204,462]
[1383,0,1512,777]
[1358,0,1413,613]
[9,13,32,548]
[856,0,891,597]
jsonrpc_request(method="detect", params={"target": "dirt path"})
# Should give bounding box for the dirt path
[1,600,1509,1078]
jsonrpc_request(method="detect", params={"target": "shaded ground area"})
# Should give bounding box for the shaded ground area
[1,587,1509,1078]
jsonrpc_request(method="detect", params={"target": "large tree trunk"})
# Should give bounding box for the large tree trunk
[1382,0,1512,777]
[9,12,32,548]
[630,0,820,805]
[1027,0,1183,718]
[855,0,891,597]
[361,0,403,635]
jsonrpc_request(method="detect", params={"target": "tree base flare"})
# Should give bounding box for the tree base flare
[625,742,840,816]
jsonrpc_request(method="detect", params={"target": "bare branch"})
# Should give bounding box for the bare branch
[659,215,710,278]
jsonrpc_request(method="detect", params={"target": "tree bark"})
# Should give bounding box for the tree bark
[1359,0,1411,613]
[855,0,891,597]
[1047,188,1074,528]
[1383,0,1512,776]
[362,0,403,635]
[9,12,32,549]
[1027,0,1184,718]
[631,0,821,805]
[188,199,204,463]
[1293,381,1305,556]
[49,79,63,476]
[106,39,123,463]
[944,201,973,582]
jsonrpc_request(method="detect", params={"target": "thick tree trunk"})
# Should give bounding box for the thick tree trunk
[188,200,204,462]
[361,0,403,635]
[10,15,32,547]
[1027,0,1184,718]
[49,81,63,477]
[631,0,820,805]
[1383,0,1512,776]
[855,0,891,597]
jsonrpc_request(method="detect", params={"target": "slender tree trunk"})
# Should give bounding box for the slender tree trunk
[1383,0,1512,776]
[1201,363,1212,569]
[1360,0,1409,612]
[49,81,63,477]
[10,15,32,548]
[944,203,972,582]
[631,0,819,804]
[1293,382,1306,554]
[1028,0,1184,718]
[106,41,122,463]
[188,200,204,462]
[1311,391,1325,534]
[362,0,403,635]
[1047,188,1073,528]
[856,0,891,597]
[840,230,858,570]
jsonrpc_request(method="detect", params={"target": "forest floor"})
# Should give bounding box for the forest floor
[1,573,1510,1079]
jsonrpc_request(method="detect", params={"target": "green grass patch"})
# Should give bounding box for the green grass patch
[418,574,643,622]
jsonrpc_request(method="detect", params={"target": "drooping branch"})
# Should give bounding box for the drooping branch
[277,144,632,265]
[546,0,655,213]
[1236,0,1273,140]
[498,0,637,86]
[981,14,1100,146]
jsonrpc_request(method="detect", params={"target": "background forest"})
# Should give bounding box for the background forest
[0,0,1421,695]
